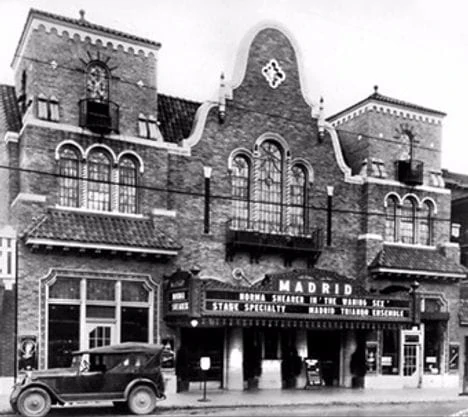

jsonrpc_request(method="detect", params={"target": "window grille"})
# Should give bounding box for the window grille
[419,201,434,246]
[119,157,138,214]
[290,164,306,235]
[400,198,416,243]
[385,197,398,242]
[231,155,250,229]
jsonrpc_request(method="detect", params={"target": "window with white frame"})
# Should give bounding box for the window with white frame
[56,144,142,213]
[87,150,112,211]
[384,195,435,246]
[400,198,416,244]
[37,95,59,122]
[118,156,138,214]
[58,146,80,208]
[138,114,158,139]
[46,275,154,368]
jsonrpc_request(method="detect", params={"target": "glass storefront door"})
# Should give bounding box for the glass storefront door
[401,330,422,388]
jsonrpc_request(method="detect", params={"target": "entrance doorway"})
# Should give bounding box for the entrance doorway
[307,330,340,386]
[401,329,422,388]
[180,328,224,386]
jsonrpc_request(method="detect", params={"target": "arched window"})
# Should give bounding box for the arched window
[58,146,80,207]
[87,150,111,211]
[86,62,109,102]
[231,155,250,229]
[419,201,434,246]
[290,164,307,235]
[258,140,283,233]
[385,196,398,242]
[400,198,416,244]
[119,157,138,214]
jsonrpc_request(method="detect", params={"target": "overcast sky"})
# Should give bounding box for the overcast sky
[0,0,467,174]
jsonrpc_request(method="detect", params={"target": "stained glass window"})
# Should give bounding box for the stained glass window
[290,165,307,235]
[231,155,250,229]
[258,141,283,233]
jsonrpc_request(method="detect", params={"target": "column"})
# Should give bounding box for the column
[341,330,357,388]
[296,329,307,388]
[226,327,243,390]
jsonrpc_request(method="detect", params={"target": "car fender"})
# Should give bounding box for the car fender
[14,382,65,405]
[124,378,159,399]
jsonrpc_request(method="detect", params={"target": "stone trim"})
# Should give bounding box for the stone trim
[11,193,47,206]
[13,14,159,72]
[371,267,464,279]
[151,208,177,218]
[4,132,19,144]
[26,238,178,256]
[358,233,383,241]
[329,102,444,127]
[365,176,451,195]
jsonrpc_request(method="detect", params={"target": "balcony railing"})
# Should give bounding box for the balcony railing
[79,99,119,134]
[225,219,323,266]
[396,159,424,186]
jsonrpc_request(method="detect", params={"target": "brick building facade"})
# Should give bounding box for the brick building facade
[0,9,465,393]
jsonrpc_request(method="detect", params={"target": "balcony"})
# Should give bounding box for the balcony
[225,220,323,266]
[396,159,424,186]
[79,99,119,134]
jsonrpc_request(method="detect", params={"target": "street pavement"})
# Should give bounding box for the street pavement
[1,386,468,415]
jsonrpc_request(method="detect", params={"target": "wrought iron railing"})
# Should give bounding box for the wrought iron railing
[79,99,119,134]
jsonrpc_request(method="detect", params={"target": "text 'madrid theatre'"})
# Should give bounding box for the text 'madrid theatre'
[164,22,466,391]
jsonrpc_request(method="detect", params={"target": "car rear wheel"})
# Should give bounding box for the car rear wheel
[127,385,157,415]
[17,387,51,417]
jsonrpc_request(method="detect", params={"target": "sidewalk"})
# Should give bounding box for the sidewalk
[1,387,468,414]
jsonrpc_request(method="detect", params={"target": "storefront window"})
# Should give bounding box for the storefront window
[49,278,80,299]
[87,279,115,301]
[48,304,80,368]
[424,321,443,374]
[382,329,399,375]
[121,307,148,343]
[122,281,149,302]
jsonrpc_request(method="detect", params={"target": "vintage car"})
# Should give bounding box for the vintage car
[10,342,167,417]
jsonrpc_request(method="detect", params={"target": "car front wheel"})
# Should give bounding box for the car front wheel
[17,387,51,417]
[127,385,157,415]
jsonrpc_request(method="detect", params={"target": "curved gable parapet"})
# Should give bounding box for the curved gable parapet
[182,101,217,149]
[324,122,362,185]
[228,22,315,121]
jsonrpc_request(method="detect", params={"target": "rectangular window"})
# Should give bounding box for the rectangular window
[138,117,148,138]
[382,329,399,375]
[147,120,158,139]
[48,304,80,368]
[0,237,15,278]
[49,100,60,121]
[37,98,48,119]
[121,307,148,343]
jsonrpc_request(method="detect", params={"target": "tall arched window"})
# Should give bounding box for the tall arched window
[58,146,80,208]
[87,150,111,211]
[419,201,434,246]
[86,62,109,102]
[290,164,307,235]
[119,157,138,214]
[231,155,250,229]
[401,198,416,244]
[385,196,398,242]
[258,141,283,233]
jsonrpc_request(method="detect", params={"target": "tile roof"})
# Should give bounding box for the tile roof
[0,85,22,133]
[327,87,446,122]
[28,9,160,48]
[157,94,201,144]
[369,244,466,277]
[24,209,181,253]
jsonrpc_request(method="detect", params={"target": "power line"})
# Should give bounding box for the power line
[14,52,441,154]
[0,164,454,224]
